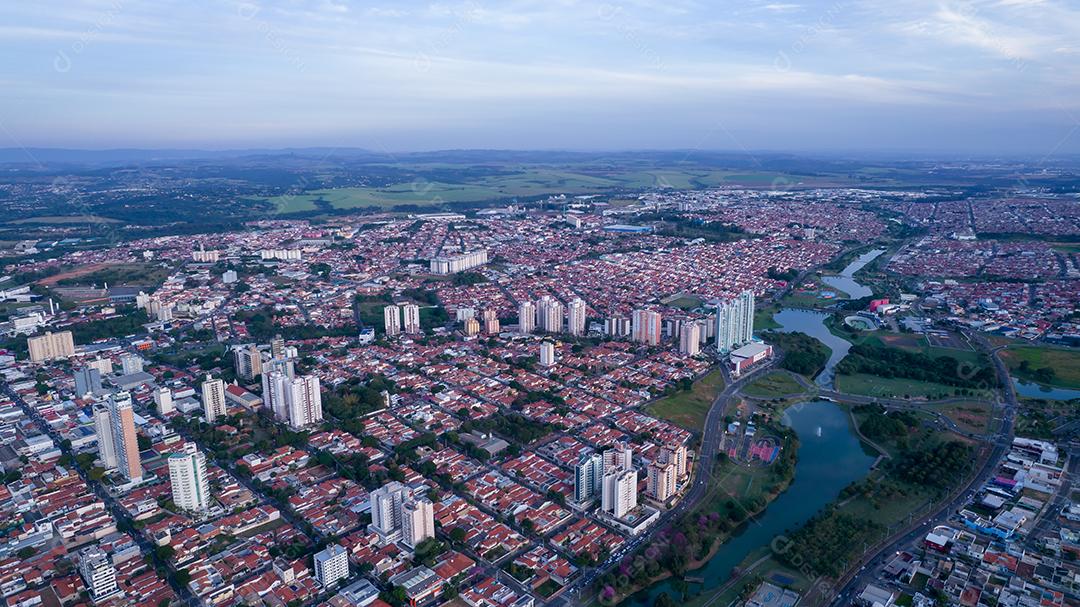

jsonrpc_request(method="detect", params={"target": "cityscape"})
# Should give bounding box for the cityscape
[1,3,1079,607]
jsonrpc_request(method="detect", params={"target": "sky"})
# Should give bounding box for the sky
[1,0,1079,155]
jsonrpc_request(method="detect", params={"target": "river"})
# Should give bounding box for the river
[772,308,852,389]
[822,249,885,299]
[629,401,877,605]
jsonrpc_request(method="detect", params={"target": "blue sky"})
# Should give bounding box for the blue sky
[1,0,1078,154]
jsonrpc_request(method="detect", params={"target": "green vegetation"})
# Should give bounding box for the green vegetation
[460,412,559,446]
[1001,346,1080,389]
[645,368,725,432]
[890,441,974,489]
[762,331,831,378]
[54,262,172,287]
[742,372,807,399]
[67,308,150,342]
[753,305,781,330]
[854,407,919,443]
[776,510,883,577]
[836,373,993,400]
[836,342,996,389]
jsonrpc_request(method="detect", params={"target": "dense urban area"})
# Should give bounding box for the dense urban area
[1,164,1078,607]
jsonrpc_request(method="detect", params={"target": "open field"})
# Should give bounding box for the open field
[258,166,868,214]
[836,373,994,400]
[645,368,725,432]
[1000,345,1080,389]
[45,262,173,288]
[743,372,808,399]
[754,305,781,330]
[928,401,995,434]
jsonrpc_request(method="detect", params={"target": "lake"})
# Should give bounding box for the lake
[822,249,885,299]
[629,401,877,605]
[1013,378,1080,401]
[773,308,853,389]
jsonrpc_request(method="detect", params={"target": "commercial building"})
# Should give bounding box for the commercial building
[729,342,773,377]
[631,309,662,346]
[313,544,350,588]
[716,290,755,352]
[109,391,142,482]
[28,330,75,362]
[429,249,488,274]
[168,443,210,512]
[201,375,227,423]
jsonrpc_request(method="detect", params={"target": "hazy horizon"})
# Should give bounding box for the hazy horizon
[3,1,1079,155]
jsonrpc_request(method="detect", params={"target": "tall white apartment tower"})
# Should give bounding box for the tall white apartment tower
[401,497,435,548]
[384,305,402,337]
[402,303,421,335]
[109,391,142,482]
[313,544,350,588]
[567,298,587,336]
[601,467,638,519]
[679,322,702,356]
[368,481,407,544]
[78,546,121,602]
[285,375,323,429]
[537,296,564,333]
[168,443,210,512]
[201,375,227,423]
[92,403,117,469]
[715,290,755,352]
[539,341,556,368]
[631,309,662,346]
[153,386,174,415]
[518,301,537,334]
[573,452,604,503]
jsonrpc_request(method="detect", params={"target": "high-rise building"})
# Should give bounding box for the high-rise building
[28,330,75,363]
[233,344,263,381]
[679,322,701,356]
[120,354,144,375]
[463,317,480,337]
[369,481,407,544]
[87,357,113,376]
[74,367,102,397]
[313,544,350,588]
[539,341,556,367]
[169,443,209,512]
[482,309,500,335]
[601,467,638,519]
[402,303,421,335]
[604,317,632,338]
[78,546,121,602]
[153,386,174,415]
[384,305,402,337]
[602,442,633,471]
[429,249,488,274]
[201,375,227,423]
[93,404,117,469]
[284,374,323,429]
[537,296,564,333]
[109,392,142,482]
[270,334,286,360]
[716,290,755,352]
[573,453,604,503]
[518,301,536,334]
[567,298,587,336]
[401,497,435,548]
[646,461,677,502]
[660,444,688,480]
[631,309,662,346]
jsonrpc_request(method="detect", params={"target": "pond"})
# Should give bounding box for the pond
[1013,378,1080,401]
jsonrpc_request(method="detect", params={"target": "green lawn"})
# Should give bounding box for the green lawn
[743,372,808,399]
[929,401,994,435]
[837,373,993,400]
[754,305,781,330]
[646,368,725,432]
[1000,345,1080,389]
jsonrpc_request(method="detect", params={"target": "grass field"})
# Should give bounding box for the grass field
[743,372,808,399]
[646,368,725,432]
[754,305,781,330]
[50,262,173,287]
[836,373,993,400]
[928,401,994,435]
[1000,345,1080,389]
[259,166,861,214]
